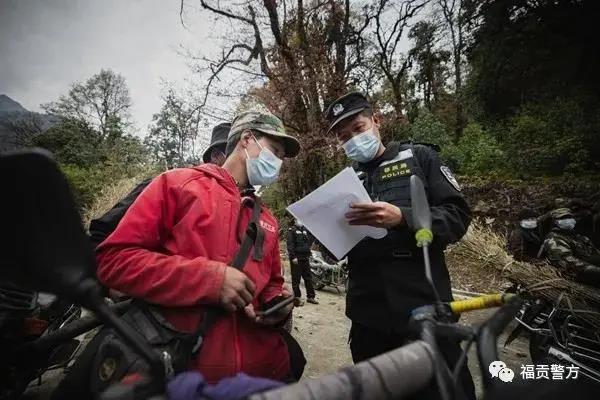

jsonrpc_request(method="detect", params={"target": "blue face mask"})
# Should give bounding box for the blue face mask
[556,218,576,231]
[245,136,282,186]
[342,129,381,163]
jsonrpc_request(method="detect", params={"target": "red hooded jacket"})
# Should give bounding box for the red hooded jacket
[96,164,290,383]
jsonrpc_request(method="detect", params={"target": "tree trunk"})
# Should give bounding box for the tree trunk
[392,83,405,120]
[454,53,464,142]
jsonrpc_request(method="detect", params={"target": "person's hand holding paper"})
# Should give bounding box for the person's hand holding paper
[345,201,404,228]
[286,167,388,259]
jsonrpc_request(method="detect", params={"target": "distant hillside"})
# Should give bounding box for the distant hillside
[0,95,57,151]
[0,95,28,113]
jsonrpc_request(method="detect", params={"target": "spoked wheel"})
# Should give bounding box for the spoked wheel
[311,271,325,290]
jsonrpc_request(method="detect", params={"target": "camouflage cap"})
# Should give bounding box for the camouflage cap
[554,198,570,208]
[549,208,574,220]
[229,111,300,158]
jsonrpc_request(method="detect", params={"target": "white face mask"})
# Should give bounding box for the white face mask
[520,218,538,229]
[244,135,282,186]
[342,128,381,163]
[556,218,576,231]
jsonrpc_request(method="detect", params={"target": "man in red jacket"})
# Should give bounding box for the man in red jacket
[96,110,301,384]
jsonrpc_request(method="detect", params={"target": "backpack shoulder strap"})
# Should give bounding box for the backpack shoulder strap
[191,195,264,354]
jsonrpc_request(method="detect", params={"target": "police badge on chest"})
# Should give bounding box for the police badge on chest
[378,161,412,181]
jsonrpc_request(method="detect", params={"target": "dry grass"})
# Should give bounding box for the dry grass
[446,221,600,328]
[82,173,151,228]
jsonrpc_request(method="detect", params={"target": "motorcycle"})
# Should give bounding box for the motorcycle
[5,150,596,400]
[309,251,348,293]
[0,283,85,399]
[506,297,600,384]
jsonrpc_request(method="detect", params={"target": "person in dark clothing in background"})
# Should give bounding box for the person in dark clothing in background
[507,208,544,261]
[325,92,475,400]
[286,219,318,306]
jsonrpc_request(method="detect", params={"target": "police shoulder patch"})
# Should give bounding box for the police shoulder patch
[440,166,461,191]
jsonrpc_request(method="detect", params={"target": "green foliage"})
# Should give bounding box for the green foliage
[60,164,106,208]
[409,109,451,148]
[468,0,599,118]
[408,21,450,109]
[502,98,598,176]
[259,182,289,230]
[30,119,102,166]
[30,117,152,210]
[145,88,203,169]
[279,148,348,203]
[445,122,505,174]
[28,68,153,210]
[60,153,155,212]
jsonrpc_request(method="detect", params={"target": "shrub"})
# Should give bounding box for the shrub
[409,108,452,148]
[447,122,505,175]
[503,97,598,176]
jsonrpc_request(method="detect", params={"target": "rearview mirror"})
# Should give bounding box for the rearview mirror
[0,149,100,307]
[410,175,432,238]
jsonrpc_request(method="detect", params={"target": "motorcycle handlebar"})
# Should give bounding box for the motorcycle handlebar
[21,299,132,353]
[449,294,516,314]
[249,341,435,400]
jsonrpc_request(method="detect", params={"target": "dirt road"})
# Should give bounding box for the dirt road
[289,275,530,399]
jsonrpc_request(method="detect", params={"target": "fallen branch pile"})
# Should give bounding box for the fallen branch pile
[445,221,600,329]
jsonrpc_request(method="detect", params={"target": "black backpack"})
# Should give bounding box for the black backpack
[88,178,153,249]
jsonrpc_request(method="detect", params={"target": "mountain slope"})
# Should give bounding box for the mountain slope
[0,95,57,151]
[0,94,28,113]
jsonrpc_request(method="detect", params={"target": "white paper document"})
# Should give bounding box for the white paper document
[286,167,388,259]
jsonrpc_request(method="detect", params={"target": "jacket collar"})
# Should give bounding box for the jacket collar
[191,164,252,195]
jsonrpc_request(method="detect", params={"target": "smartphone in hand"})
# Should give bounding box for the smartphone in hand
[256,295,295,317]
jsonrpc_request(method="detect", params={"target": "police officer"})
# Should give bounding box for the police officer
[286,219,318,306]
[542,208,600,288]
[325,92,475,400]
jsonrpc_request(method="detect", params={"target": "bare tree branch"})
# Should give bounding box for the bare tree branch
[372,0,428,117]
[199,0,253,24]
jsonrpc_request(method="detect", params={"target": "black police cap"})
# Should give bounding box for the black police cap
[324,92,372,134]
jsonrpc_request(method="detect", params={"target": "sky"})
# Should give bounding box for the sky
[0,0,423,137]
[0,0,224,133]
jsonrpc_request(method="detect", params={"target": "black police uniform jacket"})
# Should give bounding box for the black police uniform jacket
[286,226,315,261]
[346,141,471,333]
